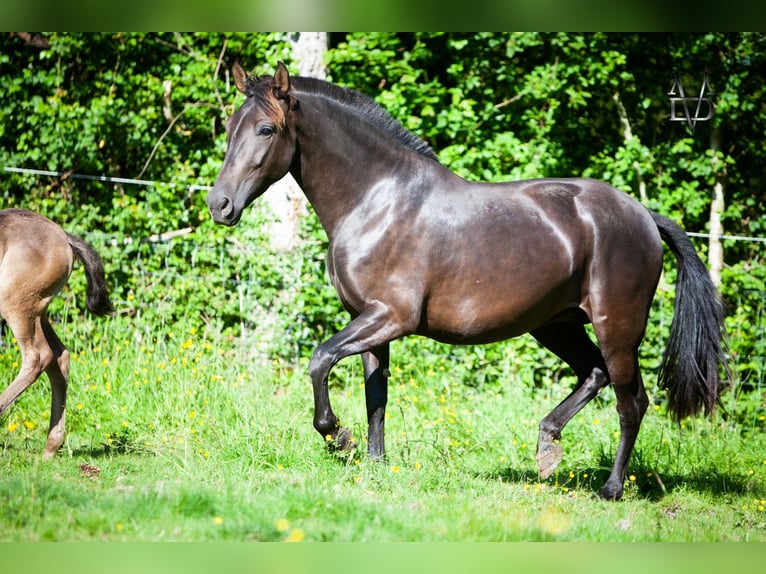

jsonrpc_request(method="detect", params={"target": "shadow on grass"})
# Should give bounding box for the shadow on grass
[69,444,120,458]
[481,453,761,501]
[68,429,150,459]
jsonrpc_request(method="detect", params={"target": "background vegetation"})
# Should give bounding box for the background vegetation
[1,33,764,541]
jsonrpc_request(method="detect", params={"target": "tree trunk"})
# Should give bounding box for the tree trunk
[262,33,328,252]
[708,125,725,288]
[613,91,647,203]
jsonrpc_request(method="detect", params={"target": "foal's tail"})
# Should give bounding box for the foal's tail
[67,234,114,317]
[651,211,729,421]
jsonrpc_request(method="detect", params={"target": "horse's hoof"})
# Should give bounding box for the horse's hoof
[599,481,624,501]
[536,438,562,479]
[326,426,357,455]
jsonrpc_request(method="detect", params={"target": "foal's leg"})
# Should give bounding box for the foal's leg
[0,313,53,435]
[361,344,390,460]
[41,314,70,458]
[309,303,407,453]
[531,321,610,479]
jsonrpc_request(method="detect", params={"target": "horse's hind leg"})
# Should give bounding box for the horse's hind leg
[531,321,610,479]
[597,346,648,500]
[41,314,70,458]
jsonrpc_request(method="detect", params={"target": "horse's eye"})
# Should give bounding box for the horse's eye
[257,125,275,137]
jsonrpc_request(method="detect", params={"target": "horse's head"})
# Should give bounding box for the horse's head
[208,61,297,226]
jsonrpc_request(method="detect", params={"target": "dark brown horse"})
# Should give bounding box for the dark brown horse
[207,62,728,500]
[0,208,113,458]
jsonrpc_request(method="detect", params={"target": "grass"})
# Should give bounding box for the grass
[1,317,765,542]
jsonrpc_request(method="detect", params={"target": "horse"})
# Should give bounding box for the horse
[0,208,113,458]
[207,62,728,500]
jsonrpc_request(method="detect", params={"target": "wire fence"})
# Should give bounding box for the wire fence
[3,166,765,385]
[7,165,766,245]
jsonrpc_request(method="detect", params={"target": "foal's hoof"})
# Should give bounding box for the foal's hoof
[536,438,562,479]
[42,449,57,461]
[325,426,357,455]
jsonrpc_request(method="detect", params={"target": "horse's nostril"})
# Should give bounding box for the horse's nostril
[212,196,235,219]
[207,191,236,224]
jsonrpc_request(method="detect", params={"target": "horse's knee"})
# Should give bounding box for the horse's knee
[582,367,609,393]
[614,381,648,422]
[308,347,333,383]
[636,386,649,416]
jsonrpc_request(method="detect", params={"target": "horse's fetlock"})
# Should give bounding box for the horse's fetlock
[539,419,561,441]
[313,414,339,436]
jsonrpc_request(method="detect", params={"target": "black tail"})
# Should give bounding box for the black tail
[67,233,114,317]
[651,212,729,421]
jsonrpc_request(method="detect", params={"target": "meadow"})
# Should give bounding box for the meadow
[1,314,764,542]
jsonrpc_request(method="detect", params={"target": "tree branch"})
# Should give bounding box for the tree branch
[136,103,206,180]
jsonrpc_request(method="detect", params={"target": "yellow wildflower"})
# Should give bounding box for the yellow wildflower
[285,529,305,542]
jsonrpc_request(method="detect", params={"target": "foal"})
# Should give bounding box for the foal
[0,208,113,457]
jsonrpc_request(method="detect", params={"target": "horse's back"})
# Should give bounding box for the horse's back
[498,177,664,309]
[374,175,662,342]
[488,177,662,262]
[491,177,655,227]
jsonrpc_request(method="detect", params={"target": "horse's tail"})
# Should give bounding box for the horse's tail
[67,233,114,317]
[651,211,729,421]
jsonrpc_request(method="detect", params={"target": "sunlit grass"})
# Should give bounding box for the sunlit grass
[1,317,764,541]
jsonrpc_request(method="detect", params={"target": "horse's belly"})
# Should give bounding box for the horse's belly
[419,283,575,345]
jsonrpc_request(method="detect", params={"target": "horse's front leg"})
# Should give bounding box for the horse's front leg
[308,304,405,455]
[362,344,390,460]
[309,344,353,452]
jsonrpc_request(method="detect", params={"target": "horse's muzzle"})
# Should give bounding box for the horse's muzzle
[207,193,239,226]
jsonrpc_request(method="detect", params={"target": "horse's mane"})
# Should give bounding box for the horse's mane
[247,73,439,162]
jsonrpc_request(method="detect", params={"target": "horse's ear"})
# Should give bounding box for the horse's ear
[232,60,249,94]
[273,61,291,100]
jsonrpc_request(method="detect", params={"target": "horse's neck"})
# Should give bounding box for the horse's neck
[291,94,413,240]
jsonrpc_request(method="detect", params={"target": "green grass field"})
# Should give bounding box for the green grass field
[1,317,765,542]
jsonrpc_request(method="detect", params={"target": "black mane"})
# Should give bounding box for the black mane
[290,76,439,162]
